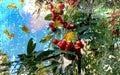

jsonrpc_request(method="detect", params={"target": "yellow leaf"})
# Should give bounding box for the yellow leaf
[45,35,51,41]
[55,20,63,27]
[64,31,75,42]
[40,34,51,43]
[20,0,24,6]
[8,34,14,39]
[3,29,14,40]
[3,29,9,36]
[21,25,30,33]
[7,3,18,10]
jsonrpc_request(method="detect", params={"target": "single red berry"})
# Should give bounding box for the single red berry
[75,45,81,52]
[48,3,53,9]
[76,40,82,45]
[117,9,120,13]
[76,40,84,48]
[57,42,63,49]
[65,42,74,51]
[56,16,63,23]
[57,41,62,46]
[58,19,63,24]
[52,16,56,21]
[111,29,119,35]
[61,40,67,50]
[75,45,80,50]
[52,14,57,21]
[61,40,67,46]
[109,19,115,25]
[63,22,67,28]
[65,45,70,51]
[51,27,56,32]
[57,40,67,50]
[70,0,75,5]
[80,44,84,49]
[52,13,58,21]
[49,22,54,28]
[67,42,74,47]
[51,9,55,14]
[56,15,62,20]
[66,24,71,29]
[59,9,63,15]
[52,39,59,45]
[70,24,76,29]
[66,0,69,3]
[58,3,65,9]
[111,13,117,18]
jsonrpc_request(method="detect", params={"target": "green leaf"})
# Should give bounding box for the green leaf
[76,25,89,35]
[27,38,36,55]
[18,54,27,61]
[45,14,52,21]
[35,50,55,61]
[63,14,69,22]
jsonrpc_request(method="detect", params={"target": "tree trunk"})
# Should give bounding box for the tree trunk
[77,53,82,75]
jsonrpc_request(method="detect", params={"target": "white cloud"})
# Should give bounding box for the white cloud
[22,0,51,33]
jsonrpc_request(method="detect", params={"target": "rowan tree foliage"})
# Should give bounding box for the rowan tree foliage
[14,0,120,75]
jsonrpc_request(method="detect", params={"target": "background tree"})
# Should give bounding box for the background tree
[0,51,11,75]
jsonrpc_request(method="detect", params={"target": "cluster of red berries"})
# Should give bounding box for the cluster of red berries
[49,2,65,15]
[48,2,64,32]
[52,39,84,53]
[109,10,120,35]
[111,29,119,35]
[48,2,65,20]
[109,19,115,25]
[48,2,76,32]
[109,9,120,25]
[66,0,78,5]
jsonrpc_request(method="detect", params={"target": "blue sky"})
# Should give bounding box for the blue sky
[0,0,48,60]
